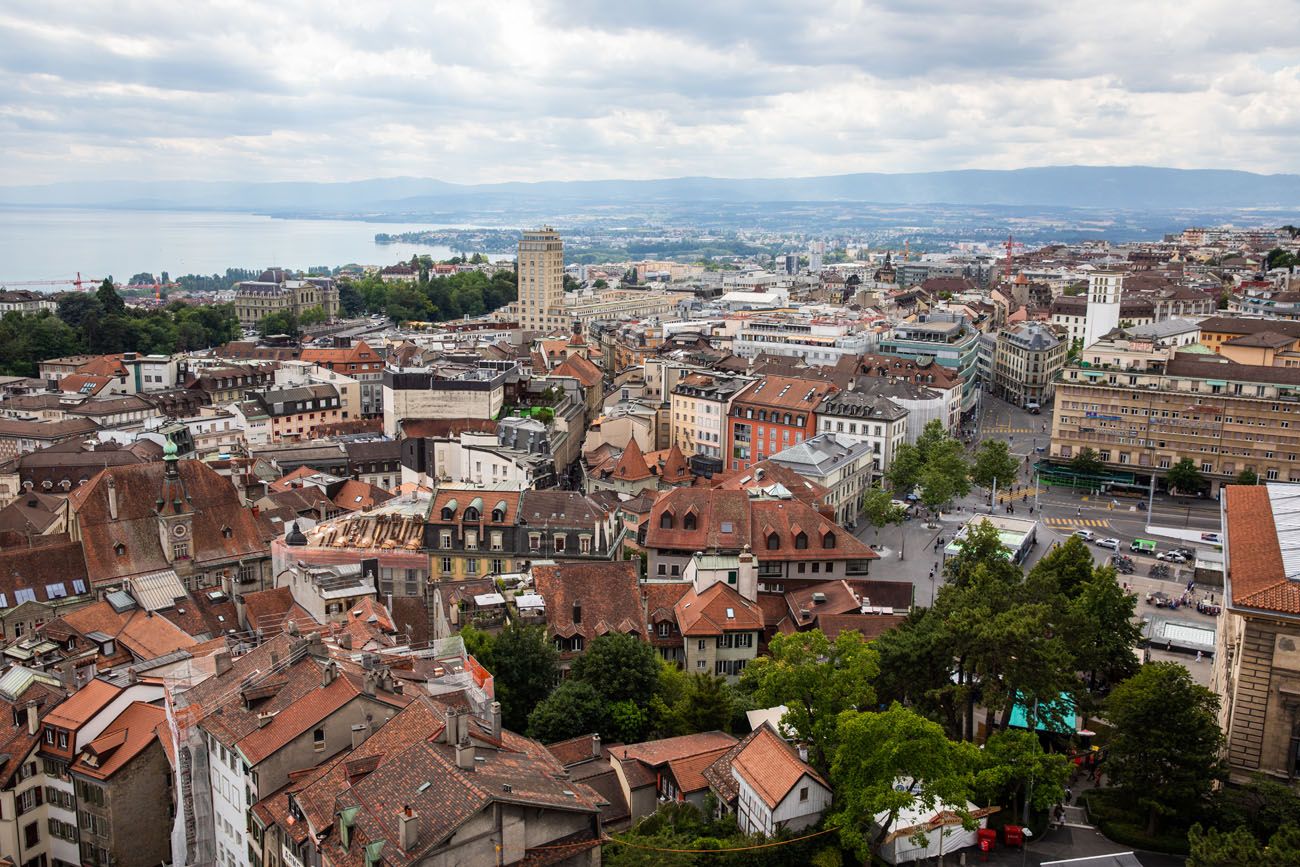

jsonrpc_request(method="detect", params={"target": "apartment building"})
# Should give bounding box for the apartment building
[877,313,980,412]
[768,434,876,527]
[1051,342,1300,493]
[1214,484,1300,786]
[814,390,908,472]
[993,322,1066,408]
[300,340,385,417]
[670,373,751,468]
[732,316,870,365]
[511,227,566,331]
[726,375,837,472]
[855,354,962,434]
[250,383,343,442]
[381,359,517,437]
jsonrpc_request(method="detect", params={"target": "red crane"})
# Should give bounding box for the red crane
[1003,234,1025,281]
[0,272,103,291]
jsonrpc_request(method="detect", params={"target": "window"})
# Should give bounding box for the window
[529,533,541,551]
[313,728,325,751]
[766,532,780,551]
[466,558,479,575]
[822,532,836,549]
[440,531,452,549]
[683,512,697,531]
[697,639,706,651]
[24,821,39,848]
[659,512,674,529]
[465,530,478,550]
[799,786,809,802]
[490,531,503,551]
[579,535,592,554]
[173,541,189,560]
[794,532,808,549]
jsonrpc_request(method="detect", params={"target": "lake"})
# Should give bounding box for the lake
[0,208,509,286]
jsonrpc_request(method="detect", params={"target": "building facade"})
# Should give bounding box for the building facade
[993,322,1066,408]
[234,270,339,328]
[513,227,566,331]
[726,375,836,473]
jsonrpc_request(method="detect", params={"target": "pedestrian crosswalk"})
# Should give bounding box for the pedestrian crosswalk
[993,487,1042,504]
[1043,517,1112,529]
[984,426,1036,434]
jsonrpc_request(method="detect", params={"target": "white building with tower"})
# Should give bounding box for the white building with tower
[1083,271,1124,350]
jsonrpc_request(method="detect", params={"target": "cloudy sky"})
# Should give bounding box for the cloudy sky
[2,0,1298,185]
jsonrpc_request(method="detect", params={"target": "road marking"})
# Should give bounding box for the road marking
[1043,518,1111,528]
[994,487,1042,503]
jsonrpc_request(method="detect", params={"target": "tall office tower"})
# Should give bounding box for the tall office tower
[1083,271,1124,349]
[517,227,565,331]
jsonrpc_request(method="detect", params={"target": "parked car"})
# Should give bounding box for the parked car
[1096,538,1121,550]
[1156,551,1187,563]
[1073,529,1095,542]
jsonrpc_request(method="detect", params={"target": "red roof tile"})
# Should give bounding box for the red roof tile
[731,724,828,809]
[1224,485,1300,614]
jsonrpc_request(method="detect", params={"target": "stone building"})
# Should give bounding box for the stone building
[233,269,339,328]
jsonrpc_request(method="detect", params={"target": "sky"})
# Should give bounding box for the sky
[2,0,1299,185]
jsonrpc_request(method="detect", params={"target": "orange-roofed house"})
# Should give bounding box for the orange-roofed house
[300,340,384,417]
[674,580,764,682]
[69,701,172,867]
[705,723,831,836]
[1215,483,1300,783]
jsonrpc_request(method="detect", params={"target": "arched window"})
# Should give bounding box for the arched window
[464,507,480,521]
[758,410,767,421]
[683,511,698,531]
[822,532,837,549]
[795,532,808,550]
[491,508,505,522]
[441,507,454,520]
[766,533,780,551]
[660,512,674,529]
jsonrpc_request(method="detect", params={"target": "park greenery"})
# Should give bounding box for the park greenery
[336,266,517,323]
[885,419,972,513]
[0,279,242,377]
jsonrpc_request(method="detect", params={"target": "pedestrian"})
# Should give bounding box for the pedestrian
[1054,804,1065,826]
[1187,578,1195,592]
[1196,650,1203,663]
[1065,786,1073,804]
[1076,506,1081,517]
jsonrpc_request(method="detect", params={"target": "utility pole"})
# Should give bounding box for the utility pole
[991,477,998,514]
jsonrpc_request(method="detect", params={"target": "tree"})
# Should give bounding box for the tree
[56,293,103,330]
[740,629,878,770]
[829,703,975,860]
[885,442,923,494]
[1106,662,1225,835]
[1065,564,1141,695]
[871,608,965,738]
[527,680,608,743]
[570,633,660,706]
[1027,534,1096,598]
[257,310,299,336]
[676,673,734,734]
[1167,457,1206,495]
[337,280,365,316]
[593,278,609,290]
[299,305,328,327]
[861,488,906,545]
[918,442,971,514]
[1188,823,1300,866]
[1236,468,1259,486]
[488,623,559,732]
[1069,447,1104,477]
[96,278,125,315]
[971,440,1019,491]
[972,729,1069,820]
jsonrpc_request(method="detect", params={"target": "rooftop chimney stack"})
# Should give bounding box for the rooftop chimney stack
[399,805,418,852]
[455,739,475,770]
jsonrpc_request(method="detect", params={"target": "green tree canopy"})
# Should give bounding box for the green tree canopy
[829,703,975,860]
[861,488,907,542]
[1188,822,1300,866]
[257,310,299,336]
[1167,457,1206,495]
[1069,446,1104,476]
[96,278,125,315]
[1027,535,1097,599]
[570,632,661,707]
[488,622,559,732]
[1236,468,1259,486]
[527,679,607,743]
[972,729,1070,818]
[740,629,878,770]
[971,440,1020,490]
[1106,662,1225,835]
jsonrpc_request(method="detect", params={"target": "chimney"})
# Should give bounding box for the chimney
[491,701,502,739]
[322,661,338,688]
[398,806,418,853]
[591,734,601,760]
[26,703,39,736]
[214,650,232,676]
[455,740,475,770]
[337,632,353,650]
[351,723,370,750]
[107,477,118,520]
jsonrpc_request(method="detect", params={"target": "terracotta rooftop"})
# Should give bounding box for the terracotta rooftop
[617,731,737,768]
[674,581,765,637]
[1224,484,1300,615]
[730,723,828,809]
[531,561,643,641]
[70,700,165,780]
[44,680,123,731]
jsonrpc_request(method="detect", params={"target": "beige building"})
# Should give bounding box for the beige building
[993,322,1066,408]
[512,227,566,331]
[670,373,752,465]
[233,269,339,328]
[565,287,693,323]
[1215,484,1300,784]
[1051,342,1300,492]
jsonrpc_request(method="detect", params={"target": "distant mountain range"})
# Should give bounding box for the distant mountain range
[3,166,1299,212]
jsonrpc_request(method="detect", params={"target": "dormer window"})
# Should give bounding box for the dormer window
[441,507,454,520]
[659,511,674,530]
[795,532,808,550]
[766,532,780,551]
[114,543,126,557]
[683,510,698,531]
[221,526,232,539]
[822,531,837,549]
[464,507,480,521]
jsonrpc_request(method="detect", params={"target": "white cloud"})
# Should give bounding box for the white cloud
[0,0,1297,184]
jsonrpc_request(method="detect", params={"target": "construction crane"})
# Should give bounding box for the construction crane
[1003,234,1025,281]
[0,272,102,291]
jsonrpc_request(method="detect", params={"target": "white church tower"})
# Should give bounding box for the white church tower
[1083,271,1124,349]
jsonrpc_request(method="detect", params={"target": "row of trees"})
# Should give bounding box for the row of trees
[0,280,241,377]
[337,269,517,323]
